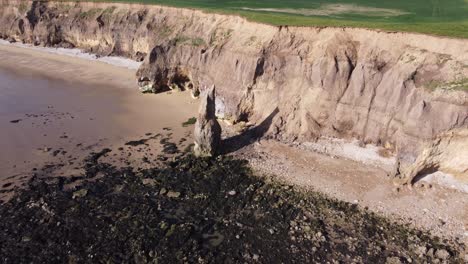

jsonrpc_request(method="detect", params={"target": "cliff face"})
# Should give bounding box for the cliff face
[1,0,467,158]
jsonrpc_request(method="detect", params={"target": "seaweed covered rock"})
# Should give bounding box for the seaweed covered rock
[193,85,221,157]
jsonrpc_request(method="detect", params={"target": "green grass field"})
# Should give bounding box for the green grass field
[86,0,468,38]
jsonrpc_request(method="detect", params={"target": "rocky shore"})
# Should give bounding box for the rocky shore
[1,147,466,263]
[0,1,467,262]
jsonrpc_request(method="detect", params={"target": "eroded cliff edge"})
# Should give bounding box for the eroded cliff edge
[1,1,467,172]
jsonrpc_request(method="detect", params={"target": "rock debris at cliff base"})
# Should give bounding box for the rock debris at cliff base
[0,153,465,263]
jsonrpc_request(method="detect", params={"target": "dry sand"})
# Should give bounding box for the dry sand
[0,43,198,200]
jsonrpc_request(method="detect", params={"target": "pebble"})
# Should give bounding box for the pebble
[414,246,427,256]
[435,249,450,260]
[426,248,434,257]
[142,178,157,186]
[385,256,402,264]
[72,189,88,199]
[166,191,181,198]
[228,190,236,196]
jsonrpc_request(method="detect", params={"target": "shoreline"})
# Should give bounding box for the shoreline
[0,39,467,247]
[0,41,139,88]
[0,39,142,70]
[0,43,198,200]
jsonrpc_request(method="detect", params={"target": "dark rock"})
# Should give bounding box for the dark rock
[125,139,147,146]
[0,155,465,263]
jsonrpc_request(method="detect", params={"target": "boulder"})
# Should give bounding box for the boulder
[399,128,468,185]
[193,85,221,157]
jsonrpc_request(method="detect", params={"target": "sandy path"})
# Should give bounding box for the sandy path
[0,44,198,200]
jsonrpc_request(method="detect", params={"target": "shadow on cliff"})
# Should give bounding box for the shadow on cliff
[221,107,279,154]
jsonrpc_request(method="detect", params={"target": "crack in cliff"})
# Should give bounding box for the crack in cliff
[361,70,384,141]
[252,57,265,85]
[26,1,42,31]
[336,51,357,104]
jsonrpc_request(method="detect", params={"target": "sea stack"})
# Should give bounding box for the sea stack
[193,85,221,157]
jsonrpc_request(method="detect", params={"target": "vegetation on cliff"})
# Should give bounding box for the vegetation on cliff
[86,0,468,38]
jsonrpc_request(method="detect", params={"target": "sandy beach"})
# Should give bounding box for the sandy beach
[0,42,466,260]
[0,0,467,261]
[0,43,198,200]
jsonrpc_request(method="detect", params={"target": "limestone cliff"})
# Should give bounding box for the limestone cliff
[1,0,467,160]
[400,128,468,184]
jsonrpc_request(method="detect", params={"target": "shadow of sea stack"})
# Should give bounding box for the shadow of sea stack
[193,85,221,157]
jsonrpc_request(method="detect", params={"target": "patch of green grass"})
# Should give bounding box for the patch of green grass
[82,0,468,38]
[425,78,468,91]
[102,6,117,15]
[190,37,206,47]
[449,78,468,90]
[18,2,28,14]
[173,35,190,45]
[182,117,197,127]
[174,35,206,47]
[159,24,173,38]
[209,28,234,45]
[78,8,103,19]
[57,2,73,12]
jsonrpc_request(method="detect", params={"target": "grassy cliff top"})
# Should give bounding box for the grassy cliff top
[81,0,468,38]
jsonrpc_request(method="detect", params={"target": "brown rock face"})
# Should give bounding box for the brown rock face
[399,128,468,184]
[193,85,221,157]
[1,0,467,160]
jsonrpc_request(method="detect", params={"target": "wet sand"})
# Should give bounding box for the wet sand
[0,44,198,199]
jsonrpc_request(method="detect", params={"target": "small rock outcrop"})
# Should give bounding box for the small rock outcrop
[193,85,221,157]
[398,128,468,184]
